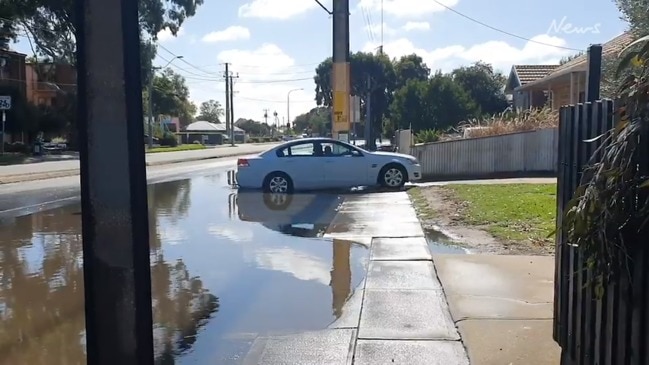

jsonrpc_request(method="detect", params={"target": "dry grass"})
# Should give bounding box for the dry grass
[457,107,558,138]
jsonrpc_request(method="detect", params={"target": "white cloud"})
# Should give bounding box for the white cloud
[358,0,458,18]
[403,21,430,31]
[239,0,330,20]
[254,248,331,285]
[202,26,251,43]
[362,34,571,72]
[157,27,185,43]
[187,43,316,122]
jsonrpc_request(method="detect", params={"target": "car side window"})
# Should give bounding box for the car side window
[276,142,317,157]
[320,142,358,156]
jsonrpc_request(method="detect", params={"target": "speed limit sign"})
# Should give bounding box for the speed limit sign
[0,96,10,110]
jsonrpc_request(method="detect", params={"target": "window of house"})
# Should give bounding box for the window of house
[579,91,585,103]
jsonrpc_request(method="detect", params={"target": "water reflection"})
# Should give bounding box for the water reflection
[0,176,367,364]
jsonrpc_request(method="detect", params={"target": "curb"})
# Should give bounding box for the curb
[0,150,263,185]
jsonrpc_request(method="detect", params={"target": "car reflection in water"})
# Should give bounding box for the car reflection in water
[231,191,356,319]
[231,191,344,238]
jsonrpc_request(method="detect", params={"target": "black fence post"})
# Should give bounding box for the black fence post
[585,45,602,102]
[75,0,154,363]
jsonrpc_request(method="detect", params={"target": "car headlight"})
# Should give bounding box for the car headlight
[407,158,419,165]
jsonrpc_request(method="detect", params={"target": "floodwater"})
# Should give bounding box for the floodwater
[0,173,368,364]
[425,228,468,254]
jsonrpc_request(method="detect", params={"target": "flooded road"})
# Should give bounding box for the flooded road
[0,172,368,364]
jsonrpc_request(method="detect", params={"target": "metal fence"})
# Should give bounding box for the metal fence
[554,99,649,364]
[410,128,558,179]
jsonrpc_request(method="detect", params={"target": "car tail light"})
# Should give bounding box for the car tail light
[237,158,249,167]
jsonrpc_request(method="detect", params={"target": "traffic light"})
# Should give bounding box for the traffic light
[287,122,291,129]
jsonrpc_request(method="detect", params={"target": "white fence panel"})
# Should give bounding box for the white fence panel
[410,128,557,179]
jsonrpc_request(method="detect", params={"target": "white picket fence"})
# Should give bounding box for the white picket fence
[409,128,558,179]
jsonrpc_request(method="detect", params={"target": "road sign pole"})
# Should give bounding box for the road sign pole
[1,110,5,155]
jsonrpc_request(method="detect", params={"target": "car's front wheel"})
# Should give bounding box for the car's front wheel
[379,164,407,190]
[263,172,293,193]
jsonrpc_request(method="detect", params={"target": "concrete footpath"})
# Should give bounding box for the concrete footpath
[434,255,560,365]
[0,143,277,184]
[243,192,469,364]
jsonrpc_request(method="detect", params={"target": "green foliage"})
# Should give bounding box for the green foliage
[148,143,204,153]
[313,55,507,138]
[559,33,649,297]
[390,74,477,132]
[150,68,196,127]
[451,62,508,116]
[159,133,178,147]
[414,129,441,144]
[196,99,223,123]
[292,107,331,136]
[235,118,271,136]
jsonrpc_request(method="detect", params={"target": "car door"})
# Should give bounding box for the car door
[276,141,326,190]
[320,141,370,188]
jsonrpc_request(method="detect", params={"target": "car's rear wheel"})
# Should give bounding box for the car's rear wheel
[379,164,407,189]
[263,172,293,193]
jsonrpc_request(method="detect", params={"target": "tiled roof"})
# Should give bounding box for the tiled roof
[513,65,559,84]
[548,31,635,76]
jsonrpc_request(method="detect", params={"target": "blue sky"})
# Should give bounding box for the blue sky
[12,0,628,122]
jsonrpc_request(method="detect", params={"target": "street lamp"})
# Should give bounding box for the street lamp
[147,55,183,148]
[287,88,303,130]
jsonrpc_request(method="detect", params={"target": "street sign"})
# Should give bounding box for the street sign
[0,96,11,110]
[334,111,343,123]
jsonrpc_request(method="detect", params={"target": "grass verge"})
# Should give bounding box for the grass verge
[443,183,556,244]
[407,186,436,220]
[0,153,28,165]
[147,144,206,153]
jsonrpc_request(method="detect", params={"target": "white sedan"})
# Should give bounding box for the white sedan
[231,138,422,193]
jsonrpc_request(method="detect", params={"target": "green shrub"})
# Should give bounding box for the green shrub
[415,129,441,144]
[160,133,178,147]
[4,142,30,154]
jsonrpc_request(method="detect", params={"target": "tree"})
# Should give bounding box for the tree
[149,68,196,127]
[292,107,331,136]
[393,54,430,90]
[196,99,223,123]
[389,73,477,132]
[235,118,270,136]
[451,62,508,116]
[13,0,203,86]
[314,51,395,145]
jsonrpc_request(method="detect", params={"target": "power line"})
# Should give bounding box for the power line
[429,0,582,51]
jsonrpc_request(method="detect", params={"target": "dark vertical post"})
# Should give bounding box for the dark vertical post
[331,0,350,139]
[585,45,602,102]
[224,63,230,144]
[75,0,154,363]
[229,75,235,146]
[365,75,371,149]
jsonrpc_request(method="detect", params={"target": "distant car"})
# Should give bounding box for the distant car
[231,137,421,193]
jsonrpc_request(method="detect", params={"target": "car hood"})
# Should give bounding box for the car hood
[370,151,416,161]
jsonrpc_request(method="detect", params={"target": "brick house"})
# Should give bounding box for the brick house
[0,49,28,143]
[505,65,558,110]
[507,32,634,111]
[25,62,77,107]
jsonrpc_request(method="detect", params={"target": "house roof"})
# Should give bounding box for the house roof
[505,65,558,93]
[516,31,635,91]
[185,121,243,132]
[514,65,559,84]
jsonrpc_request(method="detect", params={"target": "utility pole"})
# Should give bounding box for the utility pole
[228,72,239,146]
[263,108,270,137]
[331,0,350,140]
[224,63,230,145]
[365,75,372,150]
